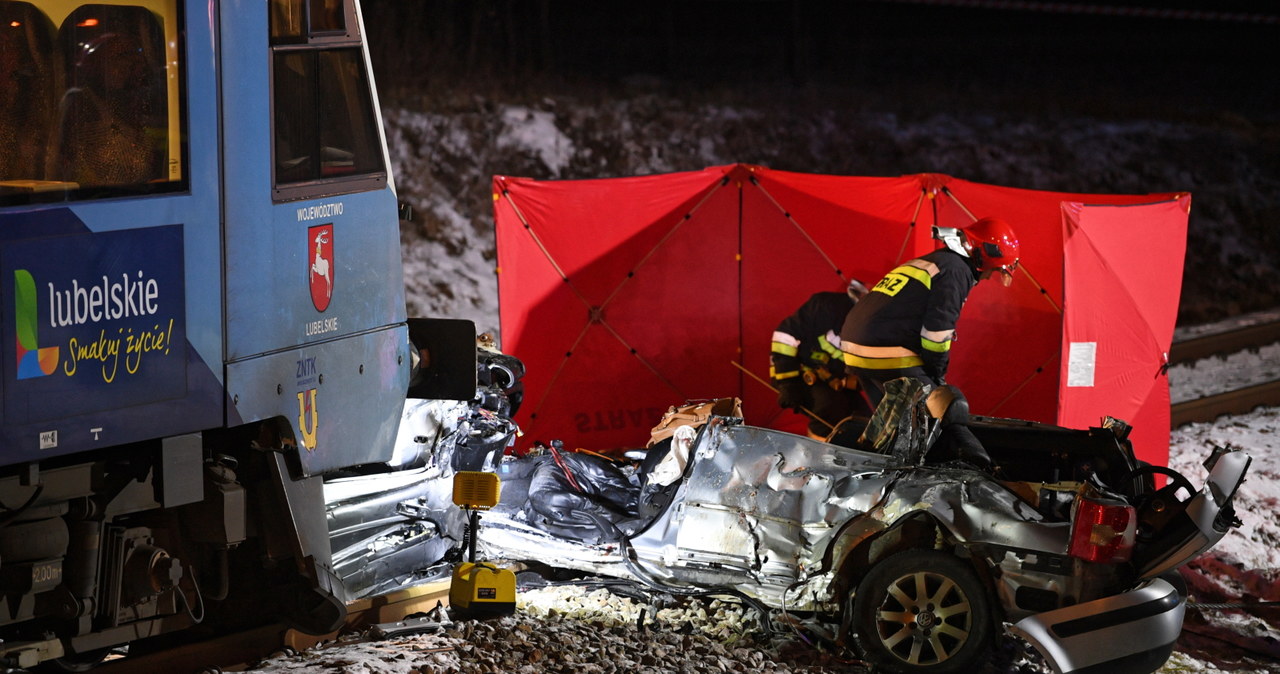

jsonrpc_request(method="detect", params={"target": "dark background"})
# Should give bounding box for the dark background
[363,0,1280,325]
[364,0,1277,116]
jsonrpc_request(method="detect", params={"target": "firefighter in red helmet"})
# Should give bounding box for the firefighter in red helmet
[839,217,1021,407]
[771,279,874,440]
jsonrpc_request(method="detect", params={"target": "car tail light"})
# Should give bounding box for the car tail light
[1069,496,1136,563]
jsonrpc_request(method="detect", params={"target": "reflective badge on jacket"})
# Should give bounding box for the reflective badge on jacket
[873,272,911,296]
[873,263,934,297]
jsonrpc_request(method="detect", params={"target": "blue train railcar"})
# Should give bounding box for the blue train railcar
[0,0,422,667]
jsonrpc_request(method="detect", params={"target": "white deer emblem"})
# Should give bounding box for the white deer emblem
[311,230,331,296]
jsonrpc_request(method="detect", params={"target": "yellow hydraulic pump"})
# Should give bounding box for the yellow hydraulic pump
[448,471,516,618]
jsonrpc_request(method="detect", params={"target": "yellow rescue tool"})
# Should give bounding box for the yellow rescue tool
[448,471,516,618]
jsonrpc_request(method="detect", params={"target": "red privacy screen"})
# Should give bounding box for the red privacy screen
[494,164,1187,467]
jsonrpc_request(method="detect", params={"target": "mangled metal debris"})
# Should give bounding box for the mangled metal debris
[325,345,1251,674]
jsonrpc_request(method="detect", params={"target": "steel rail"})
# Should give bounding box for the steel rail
[1169,320,1280,364]
[1171,380,1280,428]
[1167,317,1280,427]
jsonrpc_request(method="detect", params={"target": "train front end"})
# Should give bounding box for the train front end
[0,0,413,667]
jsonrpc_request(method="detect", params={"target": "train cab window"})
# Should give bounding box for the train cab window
[0,0,184,206]
[270,0,347,42]
[309,0,345,34]
[270,0,383,201]
[270,0,304,40]
[0,2,57,184]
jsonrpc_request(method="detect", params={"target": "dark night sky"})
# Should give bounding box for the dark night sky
[365,1,1278,119]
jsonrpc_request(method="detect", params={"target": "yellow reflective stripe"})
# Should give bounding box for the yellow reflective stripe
[892,264,934,289]
[904,258,941,276]
[920,327,953,353]
[920,336,951,353]
[817,333,843,360]
[841,341,925,369]
[772,341,798,357]
[842,343,920,359]
[872,259,941,296]
[843,353,925,369]
[772,368,802,380]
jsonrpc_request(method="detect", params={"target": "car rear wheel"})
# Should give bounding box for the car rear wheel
[852,549,993,674]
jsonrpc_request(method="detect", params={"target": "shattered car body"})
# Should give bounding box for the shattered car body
[322,339,524,599]
[325,350,1251,674]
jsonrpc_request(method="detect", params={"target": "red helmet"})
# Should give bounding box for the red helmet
[963,217,1020,274]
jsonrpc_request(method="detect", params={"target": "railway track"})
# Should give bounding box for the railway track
[1170,317,1280,427]
[92,579,452,673]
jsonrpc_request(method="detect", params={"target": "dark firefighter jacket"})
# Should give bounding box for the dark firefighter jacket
[840,248,977,379]
[771,291,854,385]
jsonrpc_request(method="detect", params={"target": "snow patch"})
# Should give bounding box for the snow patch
[497,105,574,177]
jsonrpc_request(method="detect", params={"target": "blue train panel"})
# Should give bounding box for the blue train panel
[0,214,224,461]
[0,1,421,666]
[227,324,409,475]
[217,0,409,475]
[0,0,224,463]
[220,2,405,356]
[1,0,409,475]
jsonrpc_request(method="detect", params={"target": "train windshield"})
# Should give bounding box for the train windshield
[0,0,184,205]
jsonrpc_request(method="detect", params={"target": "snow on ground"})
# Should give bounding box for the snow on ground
[1157,326,1280,672]
[386,95,1280,341]
[1172,346,1280,403]
[1165,308,1280,583]
[1170,404,1280,573]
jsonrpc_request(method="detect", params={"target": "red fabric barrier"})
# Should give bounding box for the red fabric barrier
[494,164,1187,467]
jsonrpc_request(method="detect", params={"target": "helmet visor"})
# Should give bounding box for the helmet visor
[982,259,1018,286]
[996,259,1019,286]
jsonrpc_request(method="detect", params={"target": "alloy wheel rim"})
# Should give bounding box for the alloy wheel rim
[873,570,972,666]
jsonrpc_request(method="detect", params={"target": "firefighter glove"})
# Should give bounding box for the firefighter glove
[776,378,809,412]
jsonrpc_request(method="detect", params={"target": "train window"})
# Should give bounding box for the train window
[0,2,57,184]
[270,0,304,41]
[272,47,384,199]
[0,0,185,206]
[309,0,345,34]
[270,0,348,43]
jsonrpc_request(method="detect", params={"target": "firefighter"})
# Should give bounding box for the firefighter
[771,279,874,440]
[840,217,1021,407]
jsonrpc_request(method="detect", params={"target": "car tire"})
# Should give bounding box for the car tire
[852,548,993,674]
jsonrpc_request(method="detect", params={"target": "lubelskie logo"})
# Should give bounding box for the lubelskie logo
[309,224,334,312]
[13,268,175,384]
[14,270,59,379]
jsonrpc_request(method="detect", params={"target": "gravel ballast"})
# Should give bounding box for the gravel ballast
[241,583,1051,673]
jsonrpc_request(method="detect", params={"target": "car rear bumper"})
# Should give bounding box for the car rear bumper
[1009,573,1186,674]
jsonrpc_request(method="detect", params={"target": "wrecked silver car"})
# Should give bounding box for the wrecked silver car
[325,349,1250,674]
[323,334,526,599]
